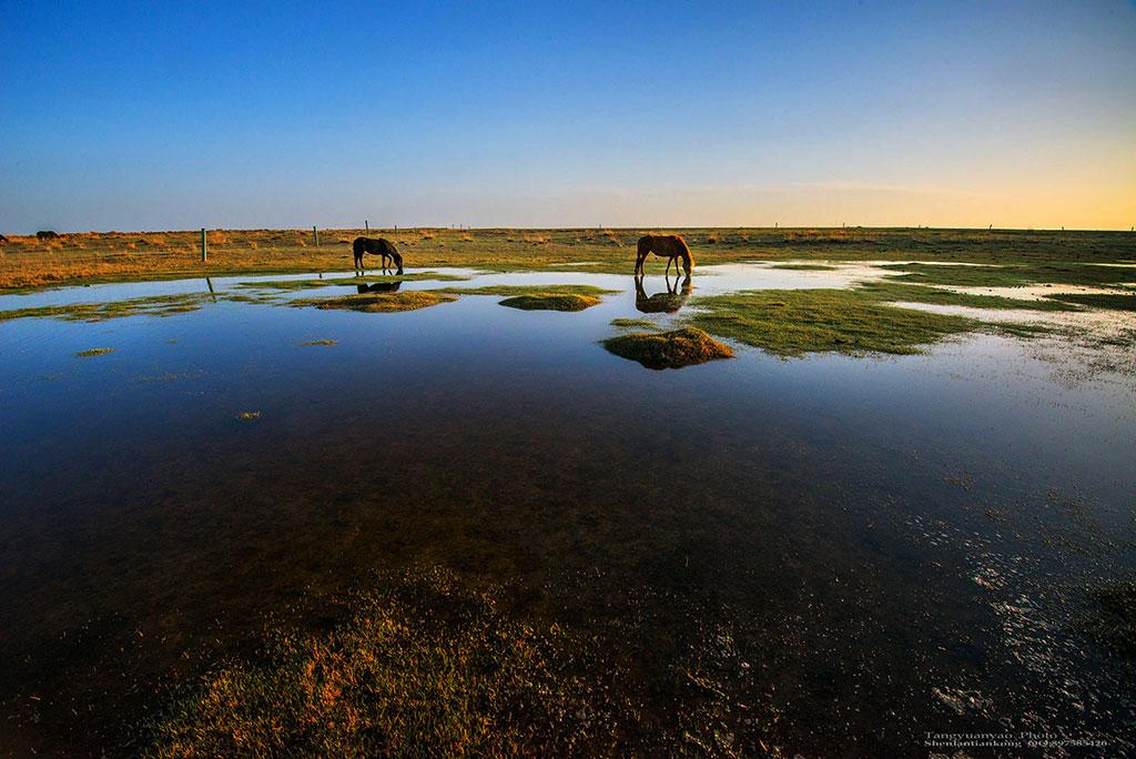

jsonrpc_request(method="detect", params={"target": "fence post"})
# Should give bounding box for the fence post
[201,228,207,262]
[313,225,319,246]
[365,219,369,234]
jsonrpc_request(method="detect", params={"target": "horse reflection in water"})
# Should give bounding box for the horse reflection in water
[634,273,692,314]
[354,280,402,294]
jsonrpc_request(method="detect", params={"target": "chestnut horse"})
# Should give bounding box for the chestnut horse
[352,237,403,274]
[635,234,694,276]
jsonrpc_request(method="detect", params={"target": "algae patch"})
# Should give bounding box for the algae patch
[291,291,456,313]
[300,339,338,347]
[603,327,733,370]
[236,410,261,422]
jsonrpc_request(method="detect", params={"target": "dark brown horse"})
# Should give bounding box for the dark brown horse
[634,273,692,314]
[352,237,403,274]
[635,234,693,276]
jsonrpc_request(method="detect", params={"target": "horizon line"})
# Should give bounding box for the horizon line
[7,224,1136,236]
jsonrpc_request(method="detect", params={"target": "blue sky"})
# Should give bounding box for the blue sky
[2,1,1133,231]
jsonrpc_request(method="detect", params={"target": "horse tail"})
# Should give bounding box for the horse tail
[635,235,652,273]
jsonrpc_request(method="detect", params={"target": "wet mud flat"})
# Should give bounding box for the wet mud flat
[0,264,1134,755]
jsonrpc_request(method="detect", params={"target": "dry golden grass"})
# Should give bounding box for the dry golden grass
[1,227,1133,292]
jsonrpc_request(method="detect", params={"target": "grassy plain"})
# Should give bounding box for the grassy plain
[2,227,1133,292]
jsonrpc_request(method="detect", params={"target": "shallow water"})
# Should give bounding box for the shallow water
[1,265,1134,755]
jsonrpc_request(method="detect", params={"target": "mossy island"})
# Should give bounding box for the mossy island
[602,327,734,370]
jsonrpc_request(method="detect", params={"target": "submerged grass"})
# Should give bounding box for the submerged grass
[145,568,608,757]
[291,291,456,313]
[300,339,337,347]
[687,289,978,357]
[75,347,114,358]
[498,293,601,311]
[1078,580,1136,659]
[602,327,734,369]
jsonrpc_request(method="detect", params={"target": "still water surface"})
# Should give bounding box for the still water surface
[1,265,1133,754]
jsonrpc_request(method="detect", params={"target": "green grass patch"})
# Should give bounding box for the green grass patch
[300,339,337,347]
[237,272,470,291]
[236,410,261,422]
[0,293,209,323]
[75,347,114,358]
[881,262,1134,288]
[602,327,734,369]
[1042,293,1136,311]
[857,281,1077,311]
[687,289,978,357]
[437,284,618,297]
[989,323,1055,339]
[610,318,660,329]
[499,293,601,311]
[768,263,838,271]
[291,291,456,313]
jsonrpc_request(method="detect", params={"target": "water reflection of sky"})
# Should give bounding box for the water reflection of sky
[1,265,1134,753]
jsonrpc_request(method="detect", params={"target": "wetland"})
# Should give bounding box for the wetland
[1,238,1134,755]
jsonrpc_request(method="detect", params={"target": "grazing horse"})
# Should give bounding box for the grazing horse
[634,273,692,314]
[352,237,403,274]
[635,234,694,276]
